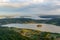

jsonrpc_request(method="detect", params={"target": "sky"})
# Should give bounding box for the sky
[0,0,60,16]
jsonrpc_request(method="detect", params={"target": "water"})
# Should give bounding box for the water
[2,23,60,33]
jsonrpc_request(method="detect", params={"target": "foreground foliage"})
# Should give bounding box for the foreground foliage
[0,27,32,40]
[0,27,60,40]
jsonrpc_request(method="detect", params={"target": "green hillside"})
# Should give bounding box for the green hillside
[0,27,60,40]
[0,27,32,40]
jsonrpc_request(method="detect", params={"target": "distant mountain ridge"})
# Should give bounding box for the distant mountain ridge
[40,15,60,18]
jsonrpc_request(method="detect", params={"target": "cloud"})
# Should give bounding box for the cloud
[0,0,60,16]
[0,0,44,8]
[0,2,31,8]
[17,3,60,15]
[16,0,60,15]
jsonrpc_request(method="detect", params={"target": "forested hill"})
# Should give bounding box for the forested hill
[0,27,32,40]
[46,18,60,26]
[0,18,46,24]
[0,18,60,26]
[40,15,60,18]
[0,27,60,40]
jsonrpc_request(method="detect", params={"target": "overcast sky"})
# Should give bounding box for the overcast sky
[0,0,60,16]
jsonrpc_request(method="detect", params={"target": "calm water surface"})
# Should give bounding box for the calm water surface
[2,23,60,33]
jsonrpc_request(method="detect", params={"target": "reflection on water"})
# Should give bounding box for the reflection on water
[2,23,60,33]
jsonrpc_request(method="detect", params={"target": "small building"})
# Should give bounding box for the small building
[37,25,42,27]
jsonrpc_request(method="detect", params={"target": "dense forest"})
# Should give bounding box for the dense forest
[0,26,60,40]
[46,18,60,26]
[40,15,60,26]
[0,27,32,40]
[0,18,45,25]
[0,18,60,26]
